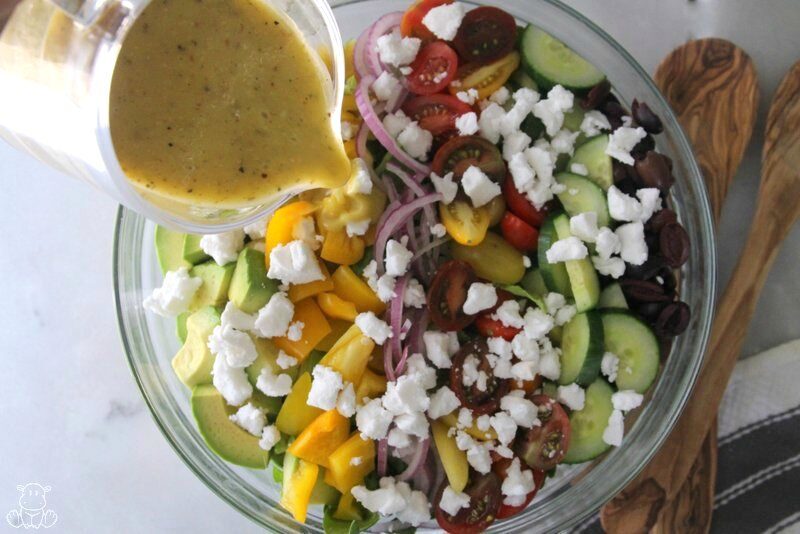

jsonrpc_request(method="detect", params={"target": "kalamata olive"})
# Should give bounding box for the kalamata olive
[632,99,664,134]
[624,255,665,280]
[603,101,625,129]
[631,135,655,161]
[646,208,678,233]
[637,301,667,321]
[620,278,672,303]
[659,336,674,359]
[615,176,639,196]
[655,301,691,337]
[635,151,675,191]
[613,160,629,184]
[656,267,677,292]
[659,222,690,268]
[645,232,659,251]
[580,79,612,110]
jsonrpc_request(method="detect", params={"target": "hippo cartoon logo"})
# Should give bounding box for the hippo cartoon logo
[6,483,58,529]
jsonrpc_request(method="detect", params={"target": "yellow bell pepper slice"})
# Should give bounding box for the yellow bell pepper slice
[440,411,498,441]
[334,492,363,521]
[354,369,387,402]
[288,410,350,468]
[317,292,358,322]
[331,265,385,314]
[319,323,375,386]
[431,420,469,493]
[275,373,324,436]
[288,261,335,303]
[325,433,376,493]
[265,201,316,259]
[321,228,365,266]
[273,298,331,362]
[440,200,491,247]
[280,455,319,524]
[315,319,352,352]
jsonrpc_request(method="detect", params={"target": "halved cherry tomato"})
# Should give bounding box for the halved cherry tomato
[449,51,520,100]
[432,135,506,183]
[439,201,491,246]
[428,260,478,331]
[514,395,571,471]
[403,94,473,137]
[407,42,459,95]
[502,176,549,228]
[515,374,543,394]
[401,0,453,42]
[474,289,520,341]
[492,458,547,519]
[500,211,540,253]
[434,473,502,534]
[450,338,511,415]
[453,6,518,65]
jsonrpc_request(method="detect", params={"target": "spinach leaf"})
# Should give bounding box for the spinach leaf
[322,503,379,534]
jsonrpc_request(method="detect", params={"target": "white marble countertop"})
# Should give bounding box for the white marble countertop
[1,1,798,532]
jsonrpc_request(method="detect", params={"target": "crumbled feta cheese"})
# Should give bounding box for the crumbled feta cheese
[350,456,363,467]
[243,216,269,240]
[501,458,536,507]
[511,333,539,363]
[457,407,473,429]
[348,159,374,196]
[356,398,393,440]
[462,166,501,207]
[395,411,430,438]
[580,110,611,137]
[615,221,648,265]
[489,86,511,105]
[570,162,589,176]
[465,438,492,474]
[307,365,344,410]
[538,348,561,381]
[346,219,371,237]
[376,273,397,302]
[403,278,427,309]
[259,424,281,451]
[428,386,461,419]
[341,120,357,141]
[557,384,586,411]
[256,366,293,397]
[372,71,402,102]
[501,394,540,427]
[422,2,466,40]
[292,216,320,251]
[475,414,491,432]
[439,486,470,516]
[221,301,256,331]
[462,282,498,315]
[546,236,589,263]
[601,352,620,382]
[424,331,459,368]
[200,229,245,265]
[592,256,626,278]
[455,111,480,136]
[602,409,625,446]
[143,267,202,317]
[267,240,324,285]
[355,311,393,344]
[335,383,357,417]
[554,304,577,326]
[570,212,600,243]
[208,325,258,368]
[351,477,408,515]
[398,121,434,160]
[388,427,411,448]
[607,185,643,222]
[383,110,412,138]
[533,85,574,136]
[383,375,430,415]
[286,321,304,341]
[523,307,555,340]
[211,354,253,406]
[551,129,580,155]
[456,88,480,105]
[502,130,532,161]
[636,188,662,222]
[229,402,266,436]
[494,300,525,329]
[500,88,540,137]
[523,255,532,268]
[253,292,294,338]
[490,412,518,445]
[430,223,447,238]
[396,486,432,526]
[385,238,414,277]
[595,227,622,259]
[275,350,297,370]
[430,171,458,204]
[478,102,506,144]
[488,336,513,359]
[606,126,647,165]
[509,152,535,193]
[405,352,437,390]
[376,31,421,67]
[612,390,644,412]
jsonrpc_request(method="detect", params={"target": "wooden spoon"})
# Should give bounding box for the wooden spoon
[601,39,760,533]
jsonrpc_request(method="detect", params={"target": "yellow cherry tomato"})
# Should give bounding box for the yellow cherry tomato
[439,200,491,246]
[448,51,520,100]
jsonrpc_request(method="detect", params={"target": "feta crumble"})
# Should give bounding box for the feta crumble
[346,219,371,237]
[422,2,466,40]
[601,352,620,382]
[456,88,479,105]
[602,409,625,446]
[286,321,304,341]
[372,71,402,102]
[385,238,414,277]
[455,111,480,136]
[403,278,427,309]
[557,383,586,411]
[462,282,498,315]
[308,365,344,410]
[276,350,297,370]
[570,162,589,176]
[259,424,281,451]
[546,236,589,262]
[580,110,611,137]
[501,458,536,507]
[439,486,470,516]
[612,390,644,412]
[430,223,447,238]
[376,31,421,67]
[569,212,600,243]
[208,324,258,368]
[606,126,647,165]
[229,402,266,436]
[211,354,253,406]
[267,240,324,285]
[143,267,202,317]
[356,398,393,440]
[398,121,433,160]
[253,292,294,338]
[592,256,626,278]
[430,171,458,204]
[348,158,374,195]
[243,216,269,240]
[424,330,459,368]
[199,229,245,265]
[256,365,293,397]
[615,221,648,265]
[462,166,501,207]
[383,110,412,138]
[355,311,393,344]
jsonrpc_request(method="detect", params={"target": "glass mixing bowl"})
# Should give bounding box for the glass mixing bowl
[113,0,716,531]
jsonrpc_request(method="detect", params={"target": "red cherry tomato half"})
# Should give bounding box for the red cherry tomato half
[450,338,511,415]
[406,41,459,95]
[473,288,521,341]
[432,135,506,183]
[491,458,547,519]
[403,94,473,137]
[401,0,453,42]
[501,211,540,253]
[453,6,518,65]
[502,176,549,228]
[434,473,503,534]
[428,260,478,331]
[514,395,571,471]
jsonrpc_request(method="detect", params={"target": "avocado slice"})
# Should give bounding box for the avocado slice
[191,384,270,469]
[176,312,190,344]
[189,260,235,310]
[228,248,278,313]
[154,225,190,274]
[172,306,221,388]
[182,234,210,264]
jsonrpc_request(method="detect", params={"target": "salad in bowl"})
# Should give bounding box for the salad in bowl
[139,0,695,532]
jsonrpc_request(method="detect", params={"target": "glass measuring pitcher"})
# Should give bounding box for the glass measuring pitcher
[0,0,346,233]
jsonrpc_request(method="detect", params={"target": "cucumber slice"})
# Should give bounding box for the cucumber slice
[569,135,614,190]
[555,172,611,227]
[552,214,600,312]
[562,107,586,133]
[537,215,572,297]
[601,310,660,393]
[598,283,628,309]
[520,25,606,92]
[558,311,605,386]
[509,68,539,92]
[563,380,614,464]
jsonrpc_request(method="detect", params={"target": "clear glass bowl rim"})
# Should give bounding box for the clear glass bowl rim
[113,0,717,531]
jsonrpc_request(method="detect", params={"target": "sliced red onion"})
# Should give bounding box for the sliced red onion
[377,438,389,477]
[394,345,410,377]
[383,341,396,382]
[413,450,437,496]
[366,12,404,75]
[355,120,372,165]
[386,85,409,114]
[386,162,428,197]
[398,437,430,482]
[353,25,372,78]
[380,173,400,202]
[355,76,431,176]
[374,193,442,275]
[390,274,408,359]
[410,236,450,264]
[405,307,430,356]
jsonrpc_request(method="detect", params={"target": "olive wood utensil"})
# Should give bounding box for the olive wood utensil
[601,38,760,533]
